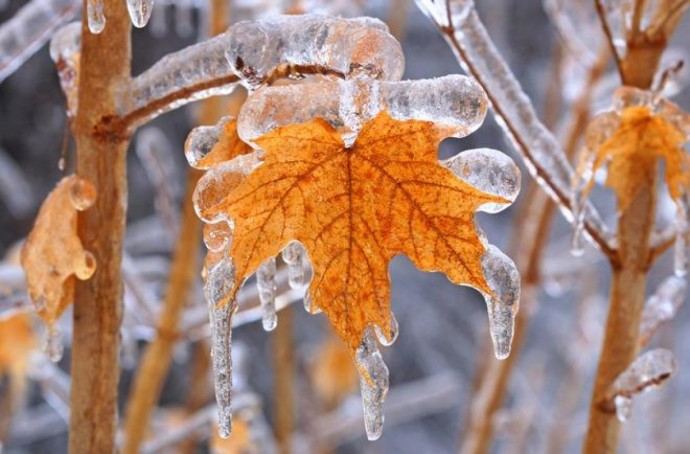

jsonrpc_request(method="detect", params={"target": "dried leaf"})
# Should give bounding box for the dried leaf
[0,313,37,381]
[582,106,690,212]
[20,176,97,327]
[198,111,503,352]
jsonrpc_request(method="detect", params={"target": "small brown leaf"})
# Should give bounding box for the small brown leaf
[20,175,97,327]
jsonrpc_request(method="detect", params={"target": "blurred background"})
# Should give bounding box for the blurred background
[0,0,689,453]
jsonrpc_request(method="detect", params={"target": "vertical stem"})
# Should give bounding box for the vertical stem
[584,182,656,454]
[273,305,295,454]
[122,171,202,454]
[69,2,131,453]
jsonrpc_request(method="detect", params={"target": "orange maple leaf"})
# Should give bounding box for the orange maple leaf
[192,119,253,170]
[20,175,97,327]
[581,106,690,212]
[197,111,504,352]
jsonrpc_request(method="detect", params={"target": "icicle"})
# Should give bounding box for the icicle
[87,0,106,34]
[303,291,322,314]
[373,314,399,347]
[126,0,154,28]
[571,149,597,256]
[639,275,687,345]
[257,258,277,331]
[43,325,63,362]
[480,245,520,360]
[204,255,236,438]
[281,243,306,289]
[673,193,689,276]
[605,348,676,423]
[443,147,521,213]
[355,328,389,440]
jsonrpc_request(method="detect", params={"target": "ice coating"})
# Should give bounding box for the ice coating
[302,292,322,315]
[415,0,613,252]
[571,149,597,256]
[480,244,520,360]
[204,255,236,438]
[281,242,307,289]
[126,34,239,124]
[185,116,234,169]
[0,0,79,83]
[674,194,689,277]
[442,148,521,213]
[238,75,489,144]
[256,258,277,332]
[87,0,105,34]
[355,328,390,440]
[605,349,676,422]
[224,15,404,88]
[126,0,154,28]
[203,222,234,253]
[639,275,687,346]
[373,314,399,347]
[49,22,81,116]
[43,325,63,362]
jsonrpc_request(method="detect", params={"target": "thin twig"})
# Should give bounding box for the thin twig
[594,0,625,80]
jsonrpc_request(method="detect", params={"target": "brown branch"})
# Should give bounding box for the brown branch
[594,0,625,81]
[584,181,657,453]
[122,170,202,454]
[69,1,132,453]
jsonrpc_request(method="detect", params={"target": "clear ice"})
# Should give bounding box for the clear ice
[415,0,613,251]
[87,0,106,34]
[355,328,390,440]
[607,349,677,422]
[373,315,399,347]
[49,22,81,117]
[238,75,489,145]
[480,245,521,360]
[256,258,277,331]
[185,116,235,169]
[43,325,64,362]
[0,0,79,83]
[224,15,404,88]
[126,0,154,28]
[639,275,687,345]
[204,255,236,438]
[281,242,307,289]
[443,147,521,213]
[674,194,689,277]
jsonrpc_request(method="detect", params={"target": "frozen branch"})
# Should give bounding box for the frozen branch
[0,0,79,83]
[414,0,616,258]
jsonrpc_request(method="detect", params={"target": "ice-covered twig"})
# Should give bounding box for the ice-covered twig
[639,275,687,347]
[414,0,615,257]
[0,0,80,83]
[122,15,402,127]
[600,349,676,422]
